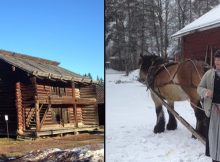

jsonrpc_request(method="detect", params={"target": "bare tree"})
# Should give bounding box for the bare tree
[105,0,219,71]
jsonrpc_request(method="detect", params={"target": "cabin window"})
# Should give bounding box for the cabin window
[51,86,66,96]
[59,87,66,96]
[51,86,58,95]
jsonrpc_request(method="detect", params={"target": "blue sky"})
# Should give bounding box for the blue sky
[0,0,104,79]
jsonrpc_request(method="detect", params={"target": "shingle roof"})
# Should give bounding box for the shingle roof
[0,50,97,84]
[172,4,220,38]
[0,49,60,66]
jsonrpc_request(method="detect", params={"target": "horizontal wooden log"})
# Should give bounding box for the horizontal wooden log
[36,85,51,88]
[80,95,96,98]
[81,109,96,112]
[22,101,35,104]
[36,86,51,90]
[82,112,96,115]
[82,115,96,119]
[80,90,96,93]
[36,97,96,105]
[83,122,98,125]
[82,108,96,111]
[80,92,96,96]
[23,104,35,108]
[80,89,95,92]
[82,115,96,118]
[82,119,97,123]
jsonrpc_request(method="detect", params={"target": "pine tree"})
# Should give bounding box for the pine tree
[105,0,219,71]
[88,73,93,79]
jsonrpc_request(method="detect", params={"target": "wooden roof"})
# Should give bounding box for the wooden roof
[0,50,60,66]
[0,50,97,84]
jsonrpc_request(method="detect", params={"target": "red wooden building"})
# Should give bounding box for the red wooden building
[0,50,103,138]
[172,4,220,64]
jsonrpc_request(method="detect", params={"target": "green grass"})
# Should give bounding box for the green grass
[0,138,21,145]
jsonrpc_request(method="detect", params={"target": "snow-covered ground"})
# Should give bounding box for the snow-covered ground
[106,68,211,162]
[10,144,104,162]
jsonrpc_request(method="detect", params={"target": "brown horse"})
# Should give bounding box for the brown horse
[139,54,210,139]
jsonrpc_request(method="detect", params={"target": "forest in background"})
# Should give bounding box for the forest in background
[105,0,220,74]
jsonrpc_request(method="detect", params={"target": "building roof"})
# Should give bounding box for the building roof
[172,4,220,38]
[0,50,98,84]
[0,49,60,66]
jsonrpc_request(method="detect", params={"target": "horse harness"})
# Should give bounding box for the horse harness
[146,60,211,112]
[146,62,177,90]
[147,59,208,90]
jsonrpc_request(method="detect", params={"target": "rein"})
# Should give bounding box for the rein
[162,64,173,81]
[146,62,178,89]
[188,59,202,80]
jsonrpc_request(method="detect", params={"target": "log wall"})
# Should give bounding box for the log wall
[0,61,17,136]
[16,76,84,131]
[30,79,80,130]
[0,79,16,135]
[80,85,99,127]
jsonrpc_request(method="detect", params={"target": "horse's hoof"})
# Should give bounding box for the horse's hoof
[153,125,165,133]
[166,122,177,130]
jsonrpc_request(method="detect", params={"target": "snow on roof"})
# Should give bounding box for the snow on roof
[172,4,220,38]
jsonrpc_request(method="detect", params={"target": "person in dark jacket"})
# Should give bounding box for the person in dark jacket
[197,49,220,162]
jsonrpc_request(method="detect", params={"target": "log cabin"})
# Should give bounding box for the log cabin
[0,50,101,138]
[172,4,220,65]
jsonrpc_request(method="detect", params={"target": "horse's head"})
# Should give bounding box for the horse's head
[138,54,166,82]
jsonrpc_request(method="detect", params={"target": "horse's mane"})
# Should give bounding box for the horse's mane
[141,54,166,66]
[139,54,168,88]
[151,56,167,66]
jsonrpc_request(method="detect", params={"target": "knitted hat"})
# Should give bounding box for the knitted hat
[215,49,220,58]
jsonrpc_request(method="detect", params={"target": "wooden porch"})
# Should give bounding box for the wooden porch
[37,96,96,105]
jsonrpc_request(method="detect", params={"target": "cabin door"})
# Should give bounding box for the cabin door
[53,108,69,126]
[61,108,69,124]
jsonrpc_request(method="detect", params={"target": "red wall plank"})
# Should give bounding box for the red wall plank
[183,27,220,62]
